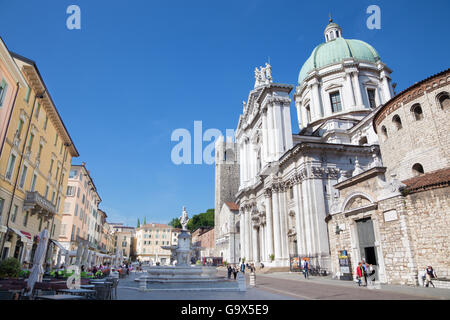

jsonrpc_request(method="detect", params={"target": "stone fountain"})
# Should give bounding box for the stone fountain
[135,207,236,290]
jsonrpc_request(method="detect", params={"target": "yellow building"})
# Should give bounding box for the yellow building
[0,51,79,264]
[110,223,135,261]
[135,223,177,265]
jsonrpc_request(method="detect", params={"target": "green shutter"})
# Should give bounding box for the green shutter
[0,79,8,106]
[24,86,31,103]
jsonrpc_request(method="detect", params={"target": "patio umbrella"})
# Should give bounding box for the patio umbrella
[114,248,119,267]
[27,229,49,294]
[87,250,92,267]
[91,252,97,266]
[56,248,62,268]
[75,244,83,266]
[81,243,89,266]
[64,249,70,266]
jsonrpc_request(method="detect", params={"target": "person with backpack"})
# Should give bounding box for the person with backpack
[302,259,309,279]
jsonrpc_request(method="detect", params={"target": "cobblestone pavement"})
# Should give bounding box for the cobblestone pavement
[116,272,295,300]
[234,271,450,300]
[116,270,449,300]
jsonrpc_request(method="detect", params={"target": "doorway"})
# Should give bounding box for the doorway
[356,217,379,280]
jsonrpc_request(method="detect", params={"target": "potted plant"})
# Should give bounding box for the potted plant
[0,257,21,279]
[269,254,275,262]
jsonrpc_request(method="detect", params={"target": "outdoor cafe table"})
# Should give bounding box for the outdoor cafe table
[80,284,95,289]
[35,294,85,300]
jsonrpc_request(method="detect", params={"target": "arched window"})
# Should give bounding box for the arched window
[392,115,402,130]
[381,125,388,140]
[412,163,424,176]
[411,104,423,120]
[358,136,368,145]
[437,92,450,109]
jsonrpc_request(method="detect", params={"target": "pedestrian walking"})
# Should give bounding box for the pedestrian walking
[227,265,232,279]
[367,264,376,286]
[425,266,437,288]
[232,266,238,280]
[356,262,365,287]
[240,262,245,274]
[302,259,309,279]
[362,261,368,286]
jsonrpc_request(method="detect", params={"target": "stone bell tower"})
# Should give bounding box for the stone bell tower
[214,136,240,241]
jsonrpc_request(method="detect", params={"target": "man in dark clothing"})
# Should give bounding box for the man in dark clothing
[227,265,232,279]
[232,266,238,280]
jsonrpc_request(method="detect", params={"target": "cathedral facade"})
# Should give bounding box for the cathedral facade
[214,19,449,284]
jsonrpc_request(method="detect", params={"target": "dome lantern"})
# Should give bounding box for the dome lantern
[324,17,342,42]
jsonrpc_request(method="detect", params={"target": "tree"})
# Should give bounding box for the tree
[143,217,146,225]
[137,218,140,228]
[168,208,214,232]
[168,218,182,229]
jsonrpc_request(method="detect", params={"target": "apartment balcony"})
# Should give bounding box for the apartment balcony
[24,191,57,220]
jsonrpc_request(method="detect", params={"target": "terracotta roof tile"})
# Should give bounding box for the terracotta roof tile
[402,167,450,192]
[225,202,239,211]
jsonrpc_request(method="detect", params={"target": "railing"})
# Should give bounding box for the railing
[289,254,328,276]
[24,191,57,216]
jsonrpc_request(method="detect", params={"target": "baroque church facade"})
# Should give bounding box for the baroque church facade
[214,19,450,284]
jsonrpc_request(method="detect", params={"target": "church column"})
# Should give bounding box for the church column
[273,102,285,158]
[267,104,275,162]
[246,207,252,261]
[262,109,269,165]
[271,187,282,261]
[252,224,259,263]
[282,102,293,151]
[309,176,330,259]
[278,187,289,260]
[345,71,356,107]
[352,72,363,107]
[239,209,245,260]
[301,177,314,256]
[293,178,306,257]
[311,80,323,119]
[260,224,266,262]
[264,192,274,259]
[380,71,393,103]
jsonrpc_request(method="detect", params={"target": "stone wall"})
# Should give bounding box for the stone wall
[328,181,450,286]
[375,72,450,181]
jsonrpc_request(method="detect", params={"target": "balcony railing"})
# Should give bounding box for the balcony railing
[24,191,57,219]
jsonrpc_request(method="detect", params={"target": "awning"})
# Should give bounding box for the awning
[9,227,32,243]
[50,239,67,251]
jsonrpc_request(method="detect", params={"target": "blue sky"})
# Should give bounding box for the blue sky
[1,0,448,226]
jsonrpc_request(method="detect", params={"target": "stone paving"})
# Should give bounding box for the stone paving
[115,270,450,300]
[117,271,295,300]
[260,272,450,300]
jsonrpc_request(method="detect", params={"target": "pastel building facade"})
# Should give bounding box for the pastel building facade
[0,48,78,263]
[58,164,101,253]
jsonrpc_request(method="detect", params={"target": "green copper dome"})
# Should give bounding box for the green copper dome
[298,37,380,84]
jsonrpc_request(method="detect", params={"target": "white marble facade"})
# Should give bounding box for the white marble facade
[231,21,394,269]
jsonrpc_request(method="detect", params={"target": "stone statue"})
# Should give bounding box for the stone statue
[264,63,272,82]
[180,206,189,231]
